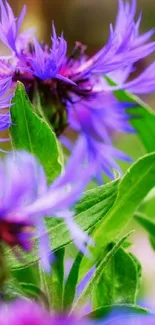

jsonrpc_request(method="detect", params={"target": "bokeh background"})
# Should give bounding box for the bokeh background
[9,0,155,52]
[4,0,155,307]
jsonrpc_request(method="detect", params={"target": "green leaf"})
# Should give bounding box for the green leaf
[86,304,150,320]
[6,179,119,268]
[94,151,155,242]
[93,246,141,308]
[106,76,155,153]
[70,232,132,313]
[74,180,118,215]
[10,82,62,182]
[63,252,83,310]
[79,152,155,281]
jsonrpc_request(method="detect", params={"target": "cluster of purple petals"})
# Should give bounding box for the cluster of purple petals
[0,0,155,179]
[0,299,155,325]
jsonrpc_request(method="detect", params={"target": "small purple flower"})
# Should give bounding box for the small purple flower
[0,146,93,271]
[0,0,34,54]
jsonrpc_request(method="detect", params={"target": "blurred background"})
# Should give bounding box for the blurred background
[9,0,155,52]
[5,0,155,308]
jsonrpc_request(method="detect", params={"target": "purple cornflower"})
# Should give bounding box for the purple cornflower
[0,145,93,271]
[57,0,155,180]
[0,0,154,181]
[0,0,34,54]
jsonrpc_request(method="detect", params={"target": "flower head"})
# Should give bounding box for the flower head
[55,0,155,181]
[0,0,154,183]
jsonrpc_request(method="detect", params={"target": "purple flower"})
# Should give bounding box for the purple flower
[22,24,75,84]
[23,139,94,256]
[0,146,93,271]
[0,0,34,54]
[57,0,155,181]
[0,0,154,183]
